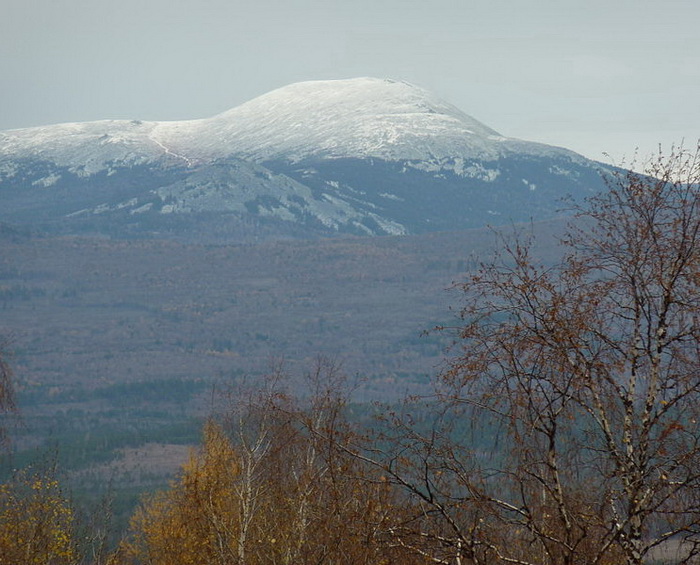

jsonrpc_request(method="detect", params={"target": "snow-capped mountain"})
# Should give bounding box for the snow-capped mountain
[0,78,609,241]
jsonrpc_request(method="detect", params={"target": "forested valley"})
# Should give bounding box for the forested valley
[2,148,700,564]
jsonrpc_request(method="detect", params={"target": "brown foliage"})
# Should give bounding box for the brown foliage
[116,361,426,565]
[336,145,700,565]
[431,145,700,564]
[0,337,16,446]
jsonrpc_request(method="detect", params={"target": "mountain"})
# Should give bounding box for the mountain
[0,78,609,242]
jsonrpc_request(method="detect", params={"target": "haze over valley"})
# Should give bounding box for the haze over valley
[2,75,693,560]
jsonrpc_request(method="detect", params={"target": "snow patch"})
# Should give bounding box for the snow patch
[117,198,138,209]
[379,192,404,201]
[407,158,501,181]
[66,208,89,218]
[257,203,296,222]
[32,173,61,187]
[368,215,407,235]
[130,203,153,215]
[549,165,578,178]
[0,162,19,180]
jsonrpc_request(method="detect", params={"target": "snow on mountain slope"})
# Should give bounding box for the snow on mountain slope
[0,119,166,176]
[0,78,585,176]
[154,78,507,163]
[0,77,608,242]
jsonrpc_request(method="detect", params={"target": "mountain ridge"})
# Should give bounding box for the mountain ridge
[0,77,610,242]
[1,78,586,169]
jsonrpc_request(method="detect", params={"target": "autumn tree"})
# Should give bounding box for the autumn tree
[120,421,241,565]
[0,463,76,565]
[223,363,397,565]
[342,146,700,565]
[118,360,425,565]
[430,145,700,564]
[0,337,16,447]
[0,342,80,565]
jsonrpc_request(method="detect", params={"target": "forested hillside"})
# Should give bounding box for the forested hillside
[1,147,699,564]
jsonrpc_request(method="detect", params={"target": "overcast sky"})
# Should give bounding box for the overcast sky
[2,0,698,165]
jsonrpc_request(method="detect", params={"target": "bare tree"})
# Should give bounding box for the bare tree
[427,145,700,565]
[119,359,427,565]
[344,146,700,565]
[0,337,16,447]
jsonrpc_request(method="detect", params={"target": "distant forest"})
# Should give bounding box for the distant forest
[2,148,700,564]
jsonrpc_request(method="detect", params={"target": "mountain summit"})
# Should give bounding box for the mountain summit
[155,77,507,163]
[0,78,608,241]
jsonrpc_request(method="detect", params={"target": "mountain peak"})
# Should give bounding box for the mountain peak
[154,77,505,163]
[221,76,498,136]
[0,77,606,243]
[1,77,578,171]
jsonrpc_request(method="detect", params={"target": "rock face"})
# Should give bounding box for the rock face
[0,78,608,242]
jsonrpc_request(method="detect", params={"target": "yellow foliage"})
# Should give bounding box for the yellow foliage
[0,470,75,565]
[121,422,240,565]
[118,412,427,565]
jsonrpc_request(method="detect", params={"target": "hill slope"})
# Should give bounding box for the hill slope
[0,78,609,241]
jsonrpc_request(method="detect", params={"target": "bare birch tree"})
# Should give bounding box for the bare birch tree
[428,145,700,564]
[343,146,700,565]
[0,337,16,446]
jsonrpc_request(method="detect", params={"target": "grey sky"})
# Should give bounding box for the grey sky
[2,0,698,165]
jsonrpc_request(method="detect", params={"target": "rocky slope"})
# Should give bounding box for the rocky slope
[0,78,609,241]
